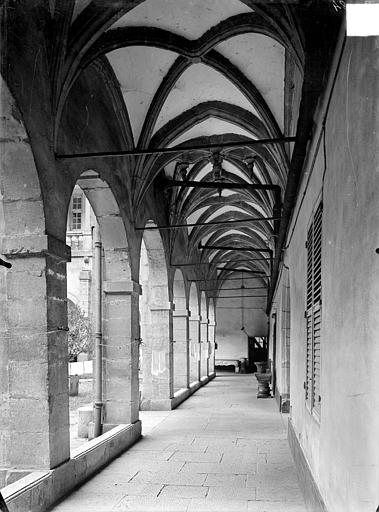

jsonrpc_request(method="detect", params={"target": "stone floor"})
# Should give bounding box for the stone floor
[51,373,306,512]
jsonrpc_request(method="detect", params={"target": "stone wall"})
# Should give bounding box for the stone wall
[272,35,379,512]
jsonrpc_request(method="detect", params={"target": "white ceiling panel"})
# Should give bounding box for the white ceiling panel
[111,0,252,39]
[107,46,178,144]
[155,63,260,134]
[217,34,285,131]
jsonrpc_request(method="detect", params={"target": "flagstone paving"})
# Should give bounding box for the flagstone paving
[50,373,306,512]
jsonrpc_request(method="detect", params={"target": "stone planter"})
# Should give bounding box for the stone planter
[255,361,269,373]
[69,375,79,396]
[255,371,272,398]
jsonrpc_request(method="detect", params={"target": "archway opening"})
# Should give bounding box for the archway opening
[66,170,134,451]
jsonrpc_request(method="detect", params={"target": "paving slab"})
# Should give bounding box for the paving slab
[50,374,306,512]
[158,484,208,498]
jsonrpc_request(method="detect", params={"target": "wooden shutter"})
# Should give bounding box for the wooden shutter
[305,202,322,417]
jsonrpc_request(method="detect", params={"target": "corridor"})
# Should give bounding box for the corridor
[50,374,305,512]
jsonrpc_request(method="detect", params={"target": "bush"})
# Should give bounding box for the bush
[67,300,92,362]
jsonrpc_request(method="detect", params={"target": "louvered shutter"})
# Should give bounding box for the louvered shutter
[305,202,322,417]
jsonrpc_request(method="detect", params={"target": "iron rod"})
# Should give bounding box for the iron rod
[217,267,268,274]
[199,243,272,252]
[164,180,281,190]
[216,307,264,310]
[136,215,279,231]
[189,276,265,282]
[55,136,296,160]
[210,295,267,299]
[171,257,271,267]
[202,286,267,291]
[0,257,12,269]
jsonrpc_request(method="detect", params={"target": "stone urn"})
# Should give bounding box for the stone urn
[255,361,269,373]
[255,371,272,398]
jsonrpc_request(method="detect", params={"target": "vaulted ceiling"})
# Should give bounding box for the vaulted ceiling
[53,0,342,306]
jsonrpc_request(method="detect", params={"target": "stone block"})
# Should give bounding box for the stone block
[206,486,257,500]
[130,470,206,486]
[8,431,50,468]
[2,201,44,238]
[6,297,46,331]
[9,397,49,432]
[9,361,48,399]
[7,331,48,361]
[159,484,208,499]
[78,405,93,438]
[4,470,31,486]
[188,498,248,512]
[48,360,70,396]
[48,392,70,434]
[204,474,247,488]
[6,268,46,300]
[113,496,189,511]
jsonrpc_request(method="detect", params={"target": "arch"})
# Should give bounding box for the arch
[73,170,138,428]
[172,269,189,393]
[139,220,172,409]
[189,283,200,384]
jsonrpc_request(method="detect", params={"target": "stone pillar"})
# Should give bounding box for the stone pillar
[102,280,140,426]
[0,234,71,473]
[173,308,190,392]
[200,317,209,378]
[208,321,216,375]
[140,301,173,410]
[189,314,201,384]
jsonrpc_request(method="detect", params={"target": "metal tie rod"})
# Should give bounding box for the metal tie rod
[199,242,272,252]
[164,180,281,190]
[210,295,267,298]
[201,286,267,291]
[217,267,268,274]
[136,216,279,231]
[171,257,269,267]
[189,276,265,282]
[55,136,296,159]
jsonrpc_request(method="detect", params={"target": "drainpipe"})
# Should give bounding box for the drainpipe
[93,225,103,437]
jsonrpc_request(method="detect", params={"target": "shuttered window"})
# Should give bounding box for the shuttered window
[305,202,322,419]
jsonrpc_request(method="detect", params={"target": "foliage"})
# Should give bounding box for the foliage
[67,300,92,362]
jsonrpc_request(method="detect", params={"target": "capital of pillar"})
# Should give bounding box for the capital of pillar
[173,308,190,318]
[1,232,71,263]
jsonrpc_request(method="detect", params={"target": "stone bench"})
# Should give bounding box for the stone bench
[215,359,240,373]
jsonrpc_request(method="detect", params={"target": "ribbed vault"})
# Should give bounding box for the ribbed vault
[52,0,343,308]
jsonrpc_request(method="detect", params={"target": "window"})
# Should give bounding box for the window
[71,195,83,231]
[305,201,322,418]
